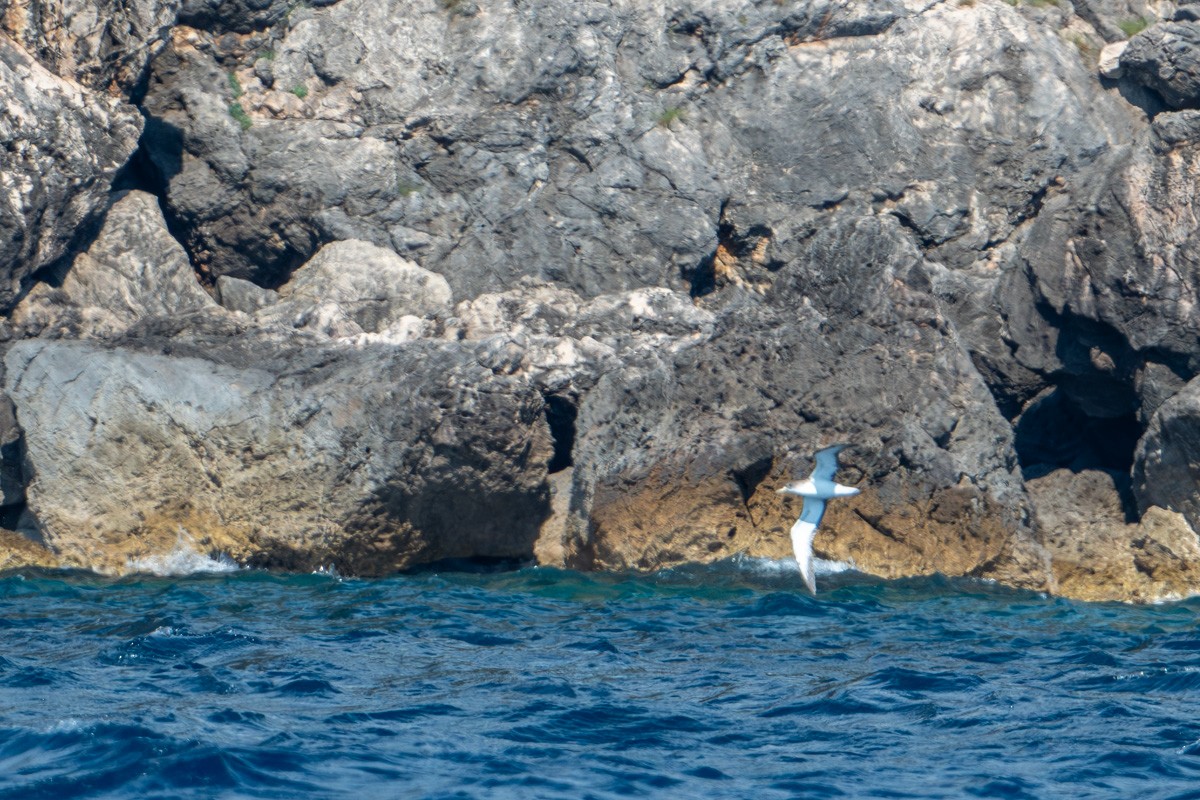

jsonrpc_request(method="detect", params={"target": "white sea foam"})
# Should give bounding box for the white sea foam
[124,533,239,577]
[47,718,84,733]
[732,554,857,578]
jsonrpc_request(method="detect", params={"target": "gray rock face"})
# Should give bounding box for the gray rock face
[1134,375,1200,530]
[1122,22,1200,108]
[264,239,451,334]
[9,0,1200,600]
[1005,107,1200,449]
[0,0,180,92]
[140,0,1121,300]
[5,332,552,574]
[13,191,217,338]
[0,39,143,310]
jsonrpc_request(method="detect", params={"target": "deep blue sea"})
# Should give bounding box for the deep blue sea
[3,558,1200,799]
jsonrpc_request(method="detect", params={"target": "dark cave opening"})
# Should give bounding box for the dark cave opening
[543,394,577,474]
[732,456,773,505]
[402,556,533,574]
[1013,388,1143,521]
[1013,388,1142,478]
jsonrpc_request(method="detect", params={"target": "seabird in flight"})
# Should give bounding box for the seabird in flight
[776,443,860,594]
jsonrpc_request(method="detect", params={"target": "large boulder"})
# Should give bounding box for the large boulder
[13,190,217,338]
[1122,22,1200,109]
[260,239,452,335]
[5,331,553,574]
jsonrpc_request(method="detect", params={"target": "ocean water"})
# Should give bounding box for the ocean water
[3,559,1200,799]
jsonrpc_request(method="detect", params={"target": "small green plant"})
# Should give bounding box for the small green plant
[657,106,686,128]
[260,48,276,61]
[291,84,308,99]
[1069,32,1098,64]
[228,102,252,130]
[440,0,468,14]
[1118,16,1150,37]
[227,71,243,99]
[396,178,422,197]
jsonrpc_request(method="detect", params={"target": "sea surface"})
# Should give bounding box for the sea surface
[3,557,1200,800]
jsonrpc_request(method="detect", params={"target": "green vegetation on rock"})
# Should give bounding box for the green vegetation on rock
[228,102,252,130]
[657,106,686,128]
[1119,17,1149,38]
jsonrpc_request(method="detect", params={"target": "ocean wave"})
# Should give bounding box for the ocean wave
[4,568,1200,798]
[728,554,856,578]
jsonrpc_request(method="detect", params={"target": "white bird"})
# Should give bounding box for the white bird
[776,444,860,594]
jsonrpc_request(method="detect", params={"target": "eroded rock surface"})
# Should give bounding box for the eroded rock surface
[1123,21,1200,108]
[14,190,217,338]
[1031,468,1200,603]
[0,38,142,309]
[260,239,452,335]
[6,0,1200,601]
[6,332,553,574]
[1,0,180,92]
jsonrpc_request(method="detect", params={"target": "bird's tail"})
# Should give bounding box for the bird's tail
[797,554,817,595]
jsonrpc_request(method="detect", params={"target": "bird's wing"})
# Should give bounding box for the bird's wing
[810,443,849,482]
[790,498,826,594]
[800,496,827,527]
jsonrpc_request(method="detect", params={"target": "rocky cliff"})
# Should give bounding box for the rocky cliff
[4,0,1200,601]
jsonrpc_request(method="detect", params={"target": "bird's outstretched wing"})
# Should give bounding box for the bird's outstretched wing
[810,443,850,482]
[790,498,827,594]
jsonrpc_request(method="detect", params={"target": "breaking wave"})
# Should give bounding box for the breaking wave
[124,536,239,577]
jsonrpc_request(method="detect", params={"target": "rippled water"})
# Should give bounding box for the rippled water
[3,559,1200,799]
